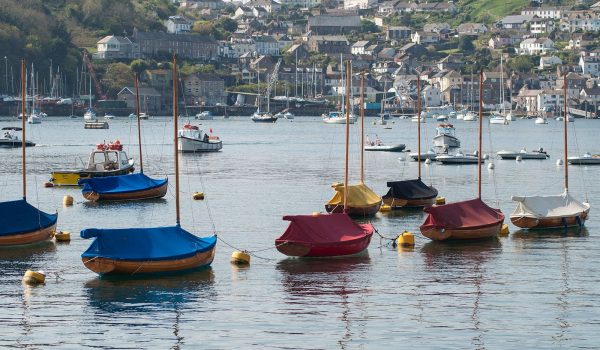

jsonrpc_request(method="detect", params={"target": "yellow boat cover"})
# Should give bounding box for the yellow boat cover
[327,183,382,208]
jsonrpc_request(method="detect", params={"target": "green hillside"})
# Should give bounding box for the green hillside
[462,0,531,22]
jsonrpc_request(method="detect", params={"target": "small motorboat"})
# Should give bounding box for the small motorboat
[411,115,425,123]
[0,127,35,148]
[463,112,477,121]
[364,135,405,152]
[178,123,222,152]
[322,111,356,124]
[104,113,115,120]
[139,112,150,120]
[436,114,449,122]
[275,111,295,120]
[195,111,214,120]
[568,152,600,165]
[433,123,461,150]
[489,114,508,125]
[497,148,549,160]
[535,117,548,124]
[128,113,136,119]
[84,120,109,129]
[436,150,481,164]
[409,149,437,161]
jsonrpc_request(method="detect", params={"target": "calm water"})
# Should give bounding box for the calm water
[1,116,600,349]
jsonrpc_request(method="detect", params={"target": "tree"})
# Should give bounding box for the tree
[218,18,238,33]
[104,63,133,97]
[509,56,534,72]
[130,59,150,75]
[192,21,213,35]
[360,19,379,34]
[458,36,475,52]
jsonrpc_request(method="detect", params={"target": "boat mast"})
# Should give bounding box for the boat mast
[417,74,421,179]
[563,73,568,192]
[21,59,26,200]
[478,69,483,199]
[135,73,143,173]
[360,70,365,184]
[257,61,260,114]
[173,54,180,225]
[343,60,350,213]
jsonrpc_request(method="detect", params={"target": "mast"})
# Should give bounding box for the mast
[478,69,483,199]
[360,70,365,184]
[257,61,260,113]
[417,75,421,179]
[563,73,568,192]
[135,73,144,173]
[173,54,180,225]
[340,54,344,114]
[21,59,26,200]
[343,60,350,212]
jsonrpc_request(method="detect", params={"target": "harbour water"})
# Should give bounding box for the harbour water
[1,116,600,348]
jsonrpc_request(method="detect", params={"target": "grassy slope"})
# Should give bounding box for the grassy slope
[461,0,531,22]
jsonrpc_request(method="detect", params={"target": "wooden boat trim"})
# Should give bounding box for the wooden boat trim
[383,196,436,208]
[83,181,168,201]
[420,221,503,241]
[0,223,56,246]
[510,210,588,229]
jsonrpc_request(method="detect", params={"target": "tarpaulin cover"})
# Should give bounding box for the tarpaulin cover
[277,213,372,245]
[383,179,438,200]
[421,198,504,231]
[511,191,590,219]
[81,225,216,261]
[0,199,57,236]
[326,183,382,208]
[79,173,167,195]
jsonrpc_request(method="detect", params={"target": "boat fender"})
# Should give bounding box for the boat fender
[379,204,391,212]
[54,231,71,242]
[22,270,45,285]
[192,192,205,200]
[231,251,251,265]
[63,195,74,206]
[435,197,446,205]
[499,224,509,236]
[396,231,415,248]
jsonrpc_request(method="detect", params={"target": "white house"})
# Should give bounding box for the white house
[456,23,487,36]
[351,41,370,55]
[521,6,566,20]
[166,16,192,34]
[277,0,323,8]
[561,11,600,32]
[230,38,256,58]
[537,89,564,112]
[529,17,556,34]
[411,31,439,44]
[254,35,279,56]
[579,55,600,77]
[519,38,554,55]
[539,56,562,69]
[422,85,442,107]
[580,87,600,103]
[94,35,140,59]
[344,0,378,9]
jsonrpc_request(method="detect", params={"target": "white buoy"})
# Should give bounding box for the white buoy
[425,158,432,165]
[488,163,495,169]
[516,156,522,162]
[556,159,563,166]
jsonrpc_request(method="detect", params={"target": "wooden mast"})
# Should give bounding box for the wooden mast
[173,54,180,225]
[478,69,483,199]
[563,73,568,192]
[135,73,143,173]
[21,59,26,200]
[343,60,350,212]
[417,74,421,179]
[360,70,365,184]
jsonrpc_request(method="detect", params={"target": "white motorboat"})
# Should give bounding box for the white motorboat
[497,148,550,160]
[139,112,150,120]
[436,114,449,122]
[0,127,35,147]
[364,135,405,152]
[104,113,115,120]
[535,117,547,124]
[463,112,477,121]
[284,112,295,119]
[568,152,600,165]
[456,113,464,120]
[178,123,223,152]
[436,150,481,164]
[409,149,437,161]
[433,123,461,150]
[489,114,508,125]
[322,111,356,124]
[195,111,214,120]
[411,115,425,123]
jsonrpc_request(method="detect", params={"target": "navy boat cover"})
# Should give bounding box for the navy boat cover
[383,179,438,200]
[79,173,167,195]
[0,199,57,236]
[80,225,216,261]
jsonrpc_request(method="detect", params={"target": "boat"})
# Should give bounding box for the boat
[436,150,481,165]
[27,112,41,124]
[322,111,357,124]
[284,111,295,119]
[195,111,213,120]
[104,113,115,120]
[505,112,515,121]
[510,75,590,230]
[433,123,460,151]
[420,70,504,241]
[567,114,575,122]
[128,113,136,119]
[80,54,217,276]
[325,68,382,217]
[364,134,405,152]
[0,59,57,246]
[139,112,150,120]
[489,114,508,125]
[0,127,35,147]
[497,148,549,160]
[535,117,547,124]
[463,111,477,121]
[83,74,96,120]
[251,60,278,123]
[84,120,109,129]
[411,115,425,123]
[78,74,168,202]
[409,149,437,161]
[568,152,600,165]
[178,123,223,152]
[49,141,134,186]
[436,114,449,122]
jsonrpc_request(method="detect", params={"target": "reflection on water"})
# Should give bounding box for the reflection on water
[511,227,590,240]
[420,238,502,269]
[0,241,56,261]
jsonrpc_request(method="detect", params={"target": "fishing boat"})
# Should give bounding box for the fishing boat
[0,59,57,246]
[0,127,35,147]
[568,152,600,165]
[511,75,590,230]
[433,123,460,151]
[364,135,405,152]
[78,74,168,202]
[49,141,134,186]
[325,68,382,217]
[497,148,549,160]
[195,111,213,120]
[178,123,223,152]
[382,76,438,208]
[80,54,217,275]
[275,63,373,258]
[420,70,504,241]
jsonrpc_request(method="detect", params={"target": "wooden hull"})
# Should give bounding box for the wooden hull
[325,202,381,218]
[382,196,436,208]
[510,211,588,229]
[420,221,503,241]
[83,182,168,201]
[0,223,56,246]
[275,235,372,257]
[82,247,216,275]
[51,165,134,186]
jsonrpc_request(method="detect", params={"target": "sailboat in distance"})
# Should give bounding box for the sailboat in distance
[419,70,504,241]
[510,73,590,229]
[80,55,217,275]
[0,59,57,246]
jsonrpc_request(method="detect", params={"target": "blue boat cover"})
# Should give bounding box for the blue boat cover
[80,225,217,261]
[0,199,57,237]
[79,173,167,195]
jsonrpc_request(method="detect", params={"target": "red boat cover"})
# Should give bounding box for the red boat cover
[277,213,372,245]
[420,198,504,231]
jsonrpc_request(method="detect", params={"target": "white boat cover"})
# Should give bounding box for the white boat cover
[511,191,590,219]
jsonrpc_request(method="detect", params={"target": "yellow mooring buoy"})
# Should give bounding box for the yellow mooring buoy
[63,195,74,206]
[379,204,391,212]
[435,197,446,205]
[396,231,415,248]
[54,231,71,242]
[22,270,46,285]
[499,224,510,236]
[193,192,205,200]
[230,251,251,265]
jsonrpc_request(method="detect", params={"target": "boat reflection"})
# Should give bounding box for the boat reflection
[0,240,55,261]
[81,197,168,208]
[420,238,502,268]
[511,227,589,240]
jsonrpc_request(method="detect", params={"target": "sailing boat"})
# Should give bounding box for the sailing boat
[325,66,382,217]
[80,55,217,275]
[275,62,374,257]
[510,74,590,229]
[83,73,96,120]
[323,56,358,124]
[252,60,277,123]
[490,56,509,125]
[420,70,504,241]
[78,74,168,201]
[27,65,42,125]
[0,59,57,246]
[383,75,438,208]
